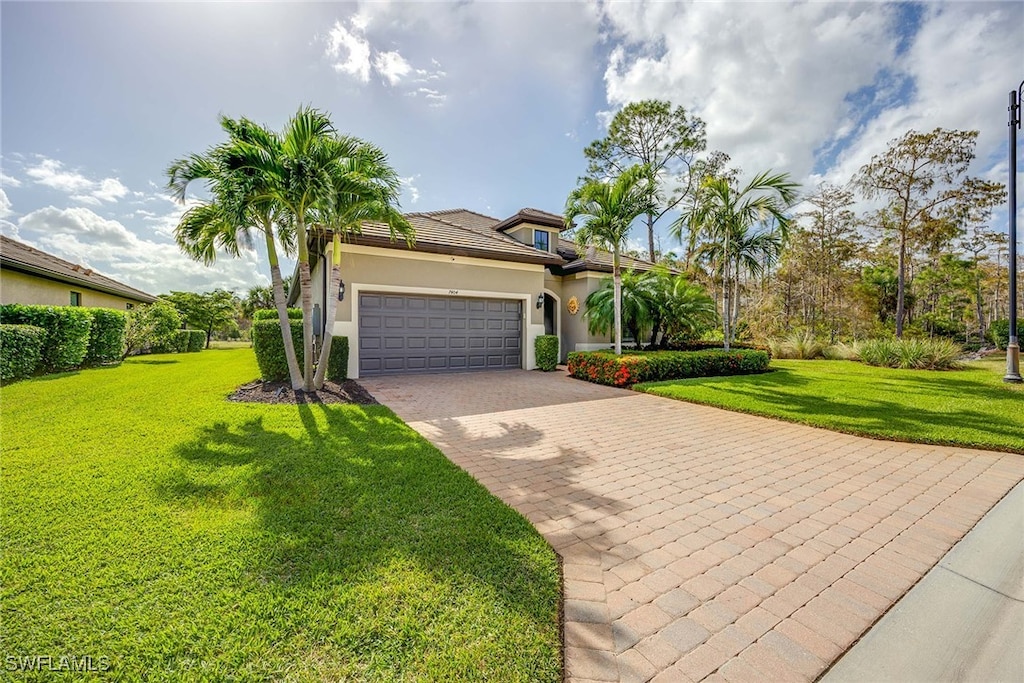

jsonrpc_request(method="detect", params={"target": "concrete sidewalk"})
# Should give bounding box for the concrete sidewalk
[824,480,1023,682]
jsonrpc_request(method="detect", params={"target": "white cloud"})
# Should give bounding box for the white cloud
[1,170,22,188]
[597,0,1021,229]
[399,175,421,204]
[25,157,132,205]
[600,3,898,185]
[325,18,372,82]
[0,189,13,219]
[26,158,95,194]
[11,206,268,294]
[374,50,412,86]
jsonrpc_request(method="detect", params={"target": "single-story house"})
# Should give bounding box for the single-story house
[294,207,658,379]
[0,235,157,310]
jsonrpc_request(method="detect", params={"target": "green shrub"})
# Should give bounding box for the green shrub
[822,341,862,361]
[152,329,191,354]
[535,335,559,372]
[252,319,303,381]
[0,304,93,372]
[186,330,205,352]
[0,324,46,382]
[253,308,302,321]
[769,331,824,360]
[567,349,770,387]
[125,301,183,356]
[84,308,128,365]
[326,336,349,381]
[988,319,1010,350]
[663,340,772,357]
[859,337,962,370]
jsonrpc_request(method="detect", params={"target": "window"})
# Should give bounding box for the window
[534,229,550,252]
[70,291,82,306]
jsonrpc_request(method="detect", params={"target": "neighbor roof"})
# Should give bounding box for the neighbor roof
[0,235,157,303]
[345,208,565,266]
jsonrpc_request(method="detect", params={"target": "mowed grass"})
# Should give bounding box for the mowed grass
[637,356,1024,453]
[1,349,560,681]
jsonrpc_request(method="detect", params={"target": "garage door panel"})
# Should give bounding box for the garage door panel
[359,293,522,376]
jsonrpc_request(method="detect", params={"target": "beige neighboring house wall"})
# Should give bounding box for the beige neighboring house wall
[0,235,157,310]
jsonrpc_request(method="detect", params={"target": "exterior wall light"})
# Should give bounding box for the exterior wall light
[338,280,346,302]
[536,293,545,309]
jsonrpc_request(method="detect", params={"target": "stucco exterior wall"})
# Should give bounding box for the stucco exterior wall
[560,272,612,359]
[0,269,144,309]
[331,244,549,377]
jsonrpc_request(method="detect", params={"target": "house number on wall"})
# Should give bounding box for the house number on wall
[449,290,459,295]
[567,296,579,315]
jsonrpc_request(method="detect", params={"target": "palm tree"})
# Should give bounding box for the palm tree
[583,270,654,348]
[565,164,656,354]
[167,116,303,388]
[672,171,798,349]
[169,108,413,391]
[309,139,413,389]
[641,266,718,346]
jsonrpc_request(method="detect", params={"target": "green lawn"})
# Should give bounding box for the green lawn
[637,356,1024,453]
[1,349,560,681]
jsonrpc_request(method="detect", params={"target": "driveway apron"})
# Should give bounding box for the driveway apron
[361,370,1024,683]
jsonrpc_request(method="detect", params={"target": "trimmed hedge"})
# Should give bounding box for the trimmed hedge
[663,340,772,357]
[567,349,770,387]
[84,308,128,365]
[535,335,559,372]
[0,304,92,372]
[1,324,46,382]
[252,319,304,381]
[253,308,302,321]
[186,330,205,353]
[326,336,349,381]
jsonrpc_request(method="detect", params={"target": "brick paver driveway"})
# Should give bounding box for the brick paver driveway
[361,370,1024,682]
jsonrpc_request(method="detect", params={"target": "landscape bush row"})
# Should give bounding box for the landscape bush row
[567,349,770,387]
[0,302,205,383]
[250,310,348,382]
[766,331,976,370]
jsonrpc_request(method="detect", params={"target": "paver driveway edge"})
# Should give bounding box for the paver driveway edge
[361,370,1024,683]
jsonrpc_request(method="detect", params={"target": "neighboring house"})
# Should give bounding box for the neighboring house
[0,235,157,310]
[296,208,658,378]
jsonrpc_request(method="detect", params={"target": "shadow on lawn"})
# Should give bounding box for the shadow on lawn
[157,404,559,624]
[676,368,1023,452]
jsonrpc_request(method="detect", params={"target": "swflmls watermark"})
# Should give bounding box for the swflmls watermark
[4,655,111,672]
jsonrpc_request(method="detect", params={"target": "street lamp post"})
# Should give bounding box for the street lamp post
[1005,82,1023,383]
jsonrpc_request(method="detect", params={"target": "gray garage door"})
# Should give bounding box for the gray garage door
[358,293,522,376]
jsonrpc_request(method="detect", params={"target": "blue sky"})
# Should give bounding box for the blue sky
[1,1,1021,295]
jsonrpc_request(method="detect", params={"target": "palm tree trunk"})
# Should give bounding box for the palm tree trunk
[722,238,731,352]
[313,234,342,389]
[264,222,302,389]
[646,213,656,263]
[296,220,315,391]
[613,248,622,355]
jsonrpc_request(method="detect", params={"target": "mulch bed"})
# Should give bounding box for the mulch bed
[228,379,380,405]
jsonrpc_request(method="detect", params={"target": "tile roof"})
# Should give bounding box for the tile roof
[336,207,659,274]
[346,209,565,265]
[555,237,660,274]
[492,207,568,233]
[0,235,157,303]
